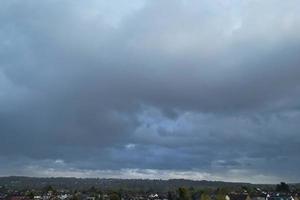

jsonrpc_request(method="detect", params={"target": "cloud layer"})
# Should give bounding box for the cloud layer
[1,0,300,183]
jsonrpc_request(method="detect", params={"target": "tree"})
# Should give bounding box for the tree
[99,190,104,200]
[215,188,227,200]
[201,192,211,200]
[216,193,226,200]
[109,193,120,200]
[88,186,99,198]
[43,185,57,195]
[276,182,290,193]
[168,191,176,200]
[26,191,35,199]
[89,186,97,193]
[178,187,191,200]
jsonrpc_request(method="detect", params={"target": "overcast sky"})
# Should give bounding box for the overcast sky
[1,0,300,184]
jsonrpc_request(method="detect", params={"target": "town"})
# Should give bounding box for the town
[0,178,299,200]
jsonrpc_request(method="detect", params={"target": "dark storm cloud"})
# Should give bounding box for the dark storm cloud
[1,0,300,183]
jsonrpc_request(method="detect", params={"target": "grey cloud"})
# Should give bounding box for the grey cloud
[0,0,300,183]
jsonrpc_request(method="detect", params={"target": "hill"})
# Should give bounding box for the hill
[0,176,254,192]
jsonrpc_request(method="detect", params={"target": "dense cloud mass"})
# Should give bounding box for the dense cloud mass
[1,0,300,183]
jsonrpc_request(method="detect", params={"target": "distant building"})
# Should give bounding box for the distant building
[10,197,30,200]
[58,194,70,200]
[266,194,294,200]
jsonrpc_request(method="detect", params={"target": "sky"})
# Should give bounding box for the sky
[0,0,300,184]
